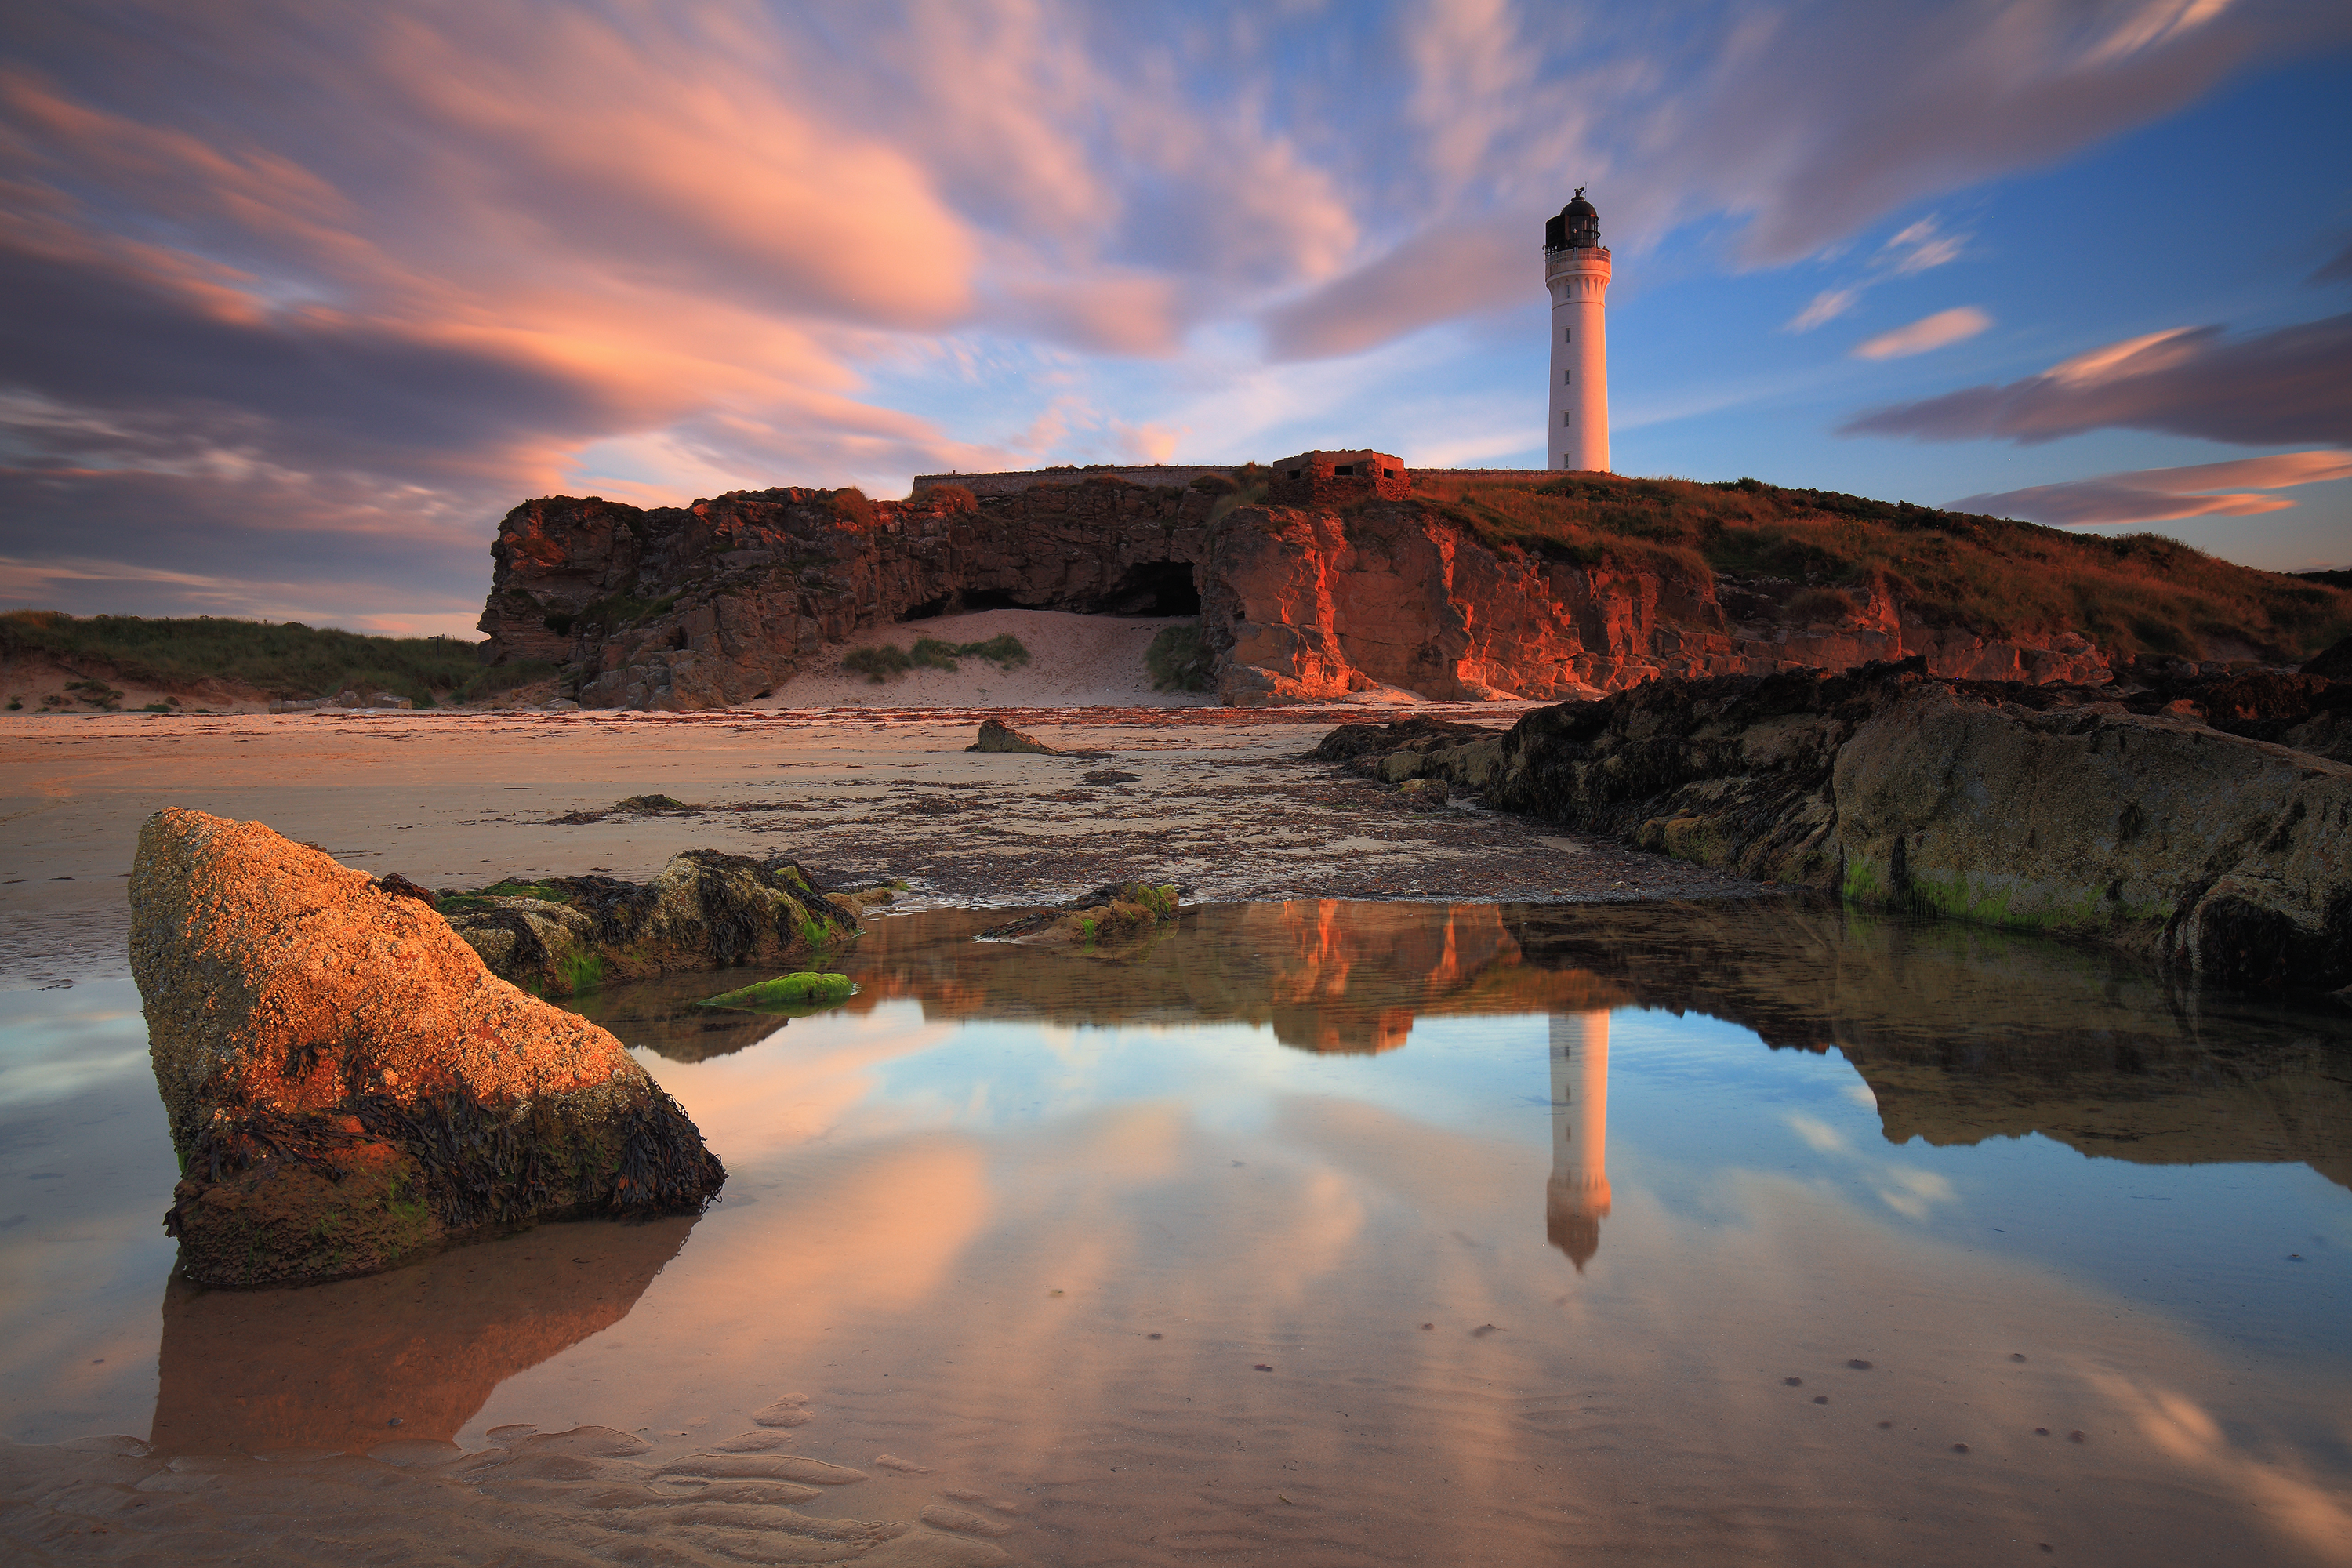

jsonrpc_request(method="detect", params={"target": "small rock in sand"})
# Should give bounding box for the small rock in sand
[967,719,1057,754]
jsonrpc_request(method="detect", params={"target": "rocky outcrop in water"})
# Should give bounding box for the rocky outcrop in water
[432,851,862,1000]
[1379,661,2352,989]
[474,473,2151,710]
[129,809,724,1286]
[977,882,1182,948]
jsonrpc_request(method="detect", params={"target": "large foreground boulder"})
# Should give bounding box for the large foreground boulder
[431,851,864,999]
[129,808,724,1287]
[1386,661,2352,989]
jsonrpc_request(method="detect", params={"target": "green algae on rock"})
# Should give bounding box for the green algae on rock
[434,850,860,1000]
[129,808,724,1287]
[696,971,855,1010]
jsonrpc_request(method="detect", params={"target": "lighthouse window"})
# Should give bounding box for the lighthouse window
[1563,328,1572,343]
[1563,412,1572,426]
[1564,369,1571,384]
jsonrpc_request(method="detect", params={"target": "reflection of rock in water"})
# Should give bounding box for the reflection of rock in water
[563,968,794,1062]
[572,897,2352,1189]
[1509,899,2352,1189]
[826,902,1623,1054]
[1547,1011,1612,1271]
[151,1214,695,1456]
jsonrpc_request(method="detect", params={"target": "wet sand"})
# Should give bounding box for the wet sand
[0,703,1758,989]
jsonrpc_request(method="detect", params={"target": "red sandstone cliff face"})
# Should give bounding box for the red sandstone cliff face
[1199,502,2107,705]
[476,478,2108,710]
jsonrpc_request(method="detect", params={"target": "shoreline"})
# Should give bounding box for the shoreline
[0,703,1749,992]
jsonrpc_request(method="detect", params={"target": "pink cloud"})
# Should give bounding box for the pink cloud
[1260,219,1524,361]
[1842,315,2352,445]
[1852,307,1992,360]
[1950,449,2352,527]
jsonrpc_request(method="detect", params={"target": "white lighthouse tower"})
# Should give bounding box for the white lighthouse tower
[1545,189,1611,472]
[1545,1009,1613,1271]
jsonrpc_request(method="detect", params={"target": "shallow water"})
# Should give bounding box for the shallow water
[4,899,2350,1563]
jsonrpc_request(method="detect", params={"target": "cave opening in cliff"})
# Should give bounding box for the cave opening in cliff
[898,563,1201,622]
[898,589,1028,620]
[1095,561,1201,616]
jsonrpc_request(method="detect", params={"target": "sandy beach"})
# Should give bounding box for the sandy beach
[0,694,1758,991]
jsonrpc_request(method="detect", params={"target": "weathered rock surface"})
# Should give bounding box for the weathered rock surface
[967,718,1056,754]
[129,809,724,1287]
[1199,501,2109,706]
[978,883,1182,947]
[475,475,2132,710]
[433,851,860,999]
[2111,658,2352,764]
[2303,633,2352,681]
[1386,661,2352,988]
[480,480,1207,711]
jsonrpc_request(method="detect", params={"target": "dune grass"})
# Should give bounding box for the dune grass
[0,611,502,705]
[1405,473,2352,662]
[843,633,1031,683]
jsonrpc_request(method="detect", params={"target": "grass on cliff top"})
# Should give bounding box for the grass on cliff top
[1407,473,2352,662]
[0,611,493,705]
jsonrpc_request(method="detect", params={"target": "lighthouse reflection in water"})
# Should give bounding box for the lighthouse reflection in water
[1547,1011,1612,1269]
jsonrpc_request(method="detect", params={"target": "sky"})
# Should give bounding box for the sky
[2,0,2348,640]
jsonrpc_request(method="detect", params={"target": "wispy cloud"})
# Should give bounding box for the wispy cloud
[1882,216,1966,276]
[1951,449,2352,527]
[1787,288,1861,333]
[1853,307,1992,360]
[1842,314,2352,445]
[1783,216,1967,333]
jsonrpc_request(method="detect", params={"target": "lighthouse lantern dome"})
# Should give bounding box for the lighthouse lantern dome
[1545,188,1601,252]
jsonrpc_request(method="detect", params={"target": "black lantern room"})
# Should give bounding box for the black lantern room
[1544,189,1601,252]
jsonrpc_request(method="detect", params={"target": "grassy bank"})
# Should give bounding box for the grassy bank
[1410,473,2352,662]
[0,612,503,706]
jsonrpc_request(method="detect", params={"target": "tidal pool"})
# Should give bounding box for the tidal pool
[3,899,2349,1565]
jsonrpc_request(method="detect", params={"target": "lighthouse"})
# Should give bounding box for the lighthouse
[1544,189,1611,473]
[1545,1010,1613,1271]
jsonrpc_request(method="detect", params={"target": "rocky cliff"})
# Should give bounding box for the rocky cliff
[478,480,1207,710]
[476,470,2349,710]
